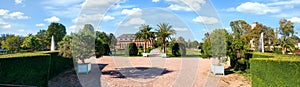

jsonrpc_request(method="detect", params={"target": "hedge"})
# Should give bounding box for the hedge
[0,51,73,87]
[251,52,300,87]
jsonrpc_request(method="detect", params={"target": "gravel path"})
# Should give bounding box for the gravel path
[48,56,250,87]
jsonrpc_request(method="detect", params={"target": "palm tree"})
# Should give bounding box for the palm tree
[135,24,152,52]
[156,23,176,53]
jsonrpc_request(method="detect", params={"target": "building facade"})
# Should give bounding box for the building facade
[115,34,152,49]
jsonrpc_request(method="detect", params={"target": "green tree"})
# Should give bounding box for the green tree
[1,35,22,52]
[127,42,138,56]
[278,18,296,54]
[95,38,104,58]
[201,32,212,58]
[58,35,72,58]
[135,24,152,52]
[172,43,180,57]
[22,34,43,51]
[108,33,117,49]
[211,29,228,63]
[72,24,95,63]
[156,23,176,53]
[46,23,66,49]
[229,20,251,71]
[36,29,47,50]
[96,31,109,44]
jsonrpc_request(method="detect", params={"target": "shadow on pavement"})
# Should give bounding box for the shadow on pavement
[101,67,172,79]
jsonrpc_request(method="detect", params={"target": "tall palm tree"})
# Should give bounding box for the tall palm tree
[135,24,152,52]
[156,23,176,53]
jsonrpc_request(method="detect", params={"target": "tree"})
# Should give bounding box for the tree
[156,23,176,53]
[22,34,43,51]
[96,31,109,44]
[36,29,47,50]
[58,35,72,58]
[135,24,152,52]
[95,38,104,58]
[127,42,138,56]
[72,24,95,63]
[172,43,180,57]
[211,29,228,63]
[229,20,251,71]
[46,23,66,49]
[1,35,22,52]
[103,43,110,55]
[201,32,212,58]
[108,33,117,49]
[278,18,296,54]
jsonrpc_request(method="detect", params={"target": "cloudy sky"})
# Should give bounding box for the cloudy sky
[0,0,300,41]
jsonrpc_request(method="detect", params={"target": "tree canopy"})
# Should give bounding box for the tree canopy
[46,22,66,49]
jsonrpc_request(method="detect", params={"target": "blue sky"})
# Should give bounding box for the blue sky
[0,0,300,42]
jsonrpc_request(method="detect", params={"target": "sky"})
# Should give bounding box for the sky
[0,0,300,42]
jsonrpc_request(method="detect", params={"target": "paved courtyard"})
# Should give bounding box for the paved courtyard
[49,56,250,87]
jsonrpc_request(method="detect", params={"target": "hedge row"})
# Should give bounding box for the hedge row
[251,53,300,87]
[0,51,73,87]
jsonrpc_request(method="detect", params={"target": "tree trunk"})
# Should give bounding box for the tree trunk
[144,40,147,52]
[282,46,286,54]
[163,39,166,53]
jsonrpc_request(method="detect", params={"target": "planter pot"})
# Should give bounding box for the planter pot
[161,53,167,58]
[211,64,224,75]
[77,63,91,74]
[142,53,149,57]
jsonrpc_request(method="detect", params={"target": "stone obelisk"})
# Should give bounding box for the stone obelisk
[51,35,55,51]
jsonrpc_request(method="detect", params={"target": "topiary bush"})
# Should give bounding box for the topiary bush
[103,43,111,56]
[172,43,181,57]
[127,43,138,56]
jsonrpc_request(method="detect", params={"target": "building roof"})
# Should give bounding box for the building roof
[117,34,137,41]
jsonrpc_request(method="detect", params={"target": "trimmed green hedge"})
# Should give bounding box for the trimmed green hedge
[251,52,300,87]
[0,51,73,87]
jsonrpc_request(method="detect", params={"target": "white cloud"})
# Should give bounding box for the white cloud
[18,29,25,32]
[236,2,280,15]
[165,0,206,11]
[288,17,300,23]
[15,0,23,4]
[35,23,45,27]
[173,27,188,31]
[119,18,145,26]
[193,16,219,24]
[121,8,142,16]
[168,4,193,11]
[44,16,60,23]
[72,14,115,24]
[0,19,11,29]
[0,9,29,19]
[102,15,115,21]
[152,0,159,3]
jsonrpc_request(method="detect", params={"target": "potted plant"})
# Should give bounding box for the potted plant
[72,24,95,74]
[210,29,227,75]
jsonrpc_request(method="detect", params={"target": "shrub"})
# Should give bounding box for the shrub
[0,51,73,87]
[95,38,104,58]
[172,43,180,57]
[146,47,152,53]
[127,43,138,56]
[251,52,300,87]
[103,43,110,55]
